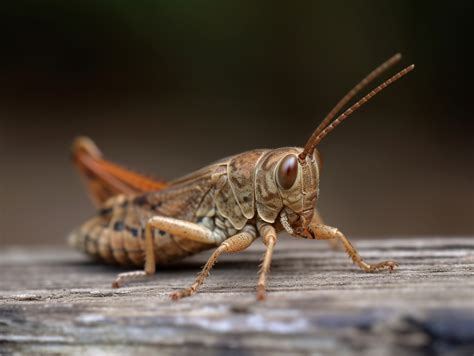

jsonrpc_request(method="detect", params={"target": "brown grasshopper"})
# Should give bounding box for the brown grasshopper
[70,54,414,300]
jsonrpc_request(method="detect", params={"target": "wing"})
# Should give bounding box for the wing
[72,137,168,207]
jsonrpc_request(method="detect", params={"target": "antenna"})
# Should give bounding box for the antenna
[299,64,414,161]
[313,53,402,137]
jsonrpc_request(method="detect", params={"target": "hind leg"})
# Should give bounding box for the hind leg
[111,216,156,288]
[112,216,217,288]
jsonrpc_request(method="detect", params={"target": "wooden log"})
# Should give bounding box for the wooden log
[1,237,474,355]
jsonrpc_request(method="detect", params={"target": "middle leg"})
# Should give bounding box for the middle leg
[170,225,257,300]
[256,221,277,301]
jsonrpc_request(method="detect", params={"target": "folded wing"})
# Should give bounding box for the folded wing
[72,137,167,206]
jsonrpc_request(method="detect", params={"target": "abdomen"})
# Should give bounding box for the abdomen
[69,195,214,266]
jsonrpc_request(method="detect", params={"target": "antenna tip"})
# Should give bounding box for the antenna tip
[394,53,402,60]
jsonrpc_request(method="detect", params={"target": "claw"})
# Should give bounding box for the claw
[169,292,181,301]
[256,285,267,301]
[170,287,195,301]
[367,260,399,273]
[111,281,121,289]
[387,261,399,273]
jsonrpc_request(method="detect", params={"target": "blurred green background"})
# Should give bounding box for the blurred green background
[1,1,472,245]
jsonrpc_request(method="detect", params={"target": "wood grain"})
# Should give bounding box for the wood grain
[1,237,473,355]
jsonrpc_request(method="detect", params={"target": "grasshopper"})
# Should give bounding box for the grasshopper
[70,54,414,300]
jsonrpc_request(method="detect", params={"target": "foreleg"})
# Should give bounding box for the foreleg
[297,224,398,272]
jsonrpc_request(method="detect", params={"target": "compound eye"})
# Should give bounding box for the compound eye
[277,154,298,190]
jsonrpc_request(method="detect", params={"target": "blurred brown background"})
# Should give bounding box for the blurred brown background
[1,1,473,246]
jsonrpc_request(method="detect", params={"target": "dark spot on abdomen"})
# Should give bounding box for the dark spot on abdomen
[98,207,113,216]
[113,221,124,231]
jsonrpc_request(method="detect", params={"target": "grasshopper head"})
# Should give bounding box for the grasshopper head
[254,147,322,232]
[273,149,322,231]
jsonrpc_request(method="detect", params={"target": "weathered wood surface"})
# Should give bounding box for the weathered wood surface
[1,237,473,355]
